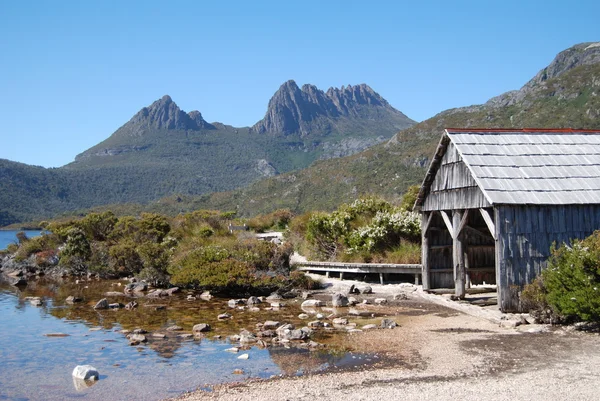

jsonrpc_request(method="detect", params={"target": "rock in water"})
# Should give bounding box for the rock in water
[301,299,324,307]
[332,293,349,307]
[193,323,211,333]
[72,365,99,381]
[93,298,109,309]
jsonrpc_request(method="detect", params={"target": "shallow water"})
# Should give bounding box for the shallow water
[0,278,377,401]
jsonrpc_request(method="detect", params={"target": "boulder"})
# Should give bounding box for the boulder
[166,325,183,331]
[65,296,83,304]
[262,320,280,330]
[125,282,147,294]
[29,297,43,306]
[124,301,138,310]
[393,293,409,301]
[298,313,309,319]
[358,286,373,294]
[193,323,211,333]
[228,299,245,308]
[276,323,295,337]
[362,324,378,330]
[380,318,398,329]
[165,287,180,296]
[108,303,124,309]
[332,293,349,307]
[72,365,99,381]
[146,289,167,298]
[301,299,324,307]
[246,296,261,305]
[257,330,276,338]
[308,321,324,328]
[218,313,232,320]
[199,291,212,300]
[104,291,125,297]
[128,334,147,345]
[93,298,109,310]
[265,293,283,301]
[332,318,349,326]
[374,298,387,305]
[239,330,257,343]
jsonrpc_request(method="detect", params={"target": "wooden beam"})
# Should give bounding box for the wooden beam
[440,210,454,238]
[422,211,434,234]
[464,225,491,239]
[457,209,470,237]
[421,213,430,290]
[480,208,497,240]
[453,210,466,299]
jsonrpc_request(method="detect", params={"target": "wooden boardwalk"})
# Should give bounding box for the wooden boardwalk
[294,261,422,285]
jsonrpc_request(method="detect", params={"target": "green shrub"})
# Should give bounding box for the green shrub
[300,197,421,261]
[289,270,321,290]
[523,231,600,323]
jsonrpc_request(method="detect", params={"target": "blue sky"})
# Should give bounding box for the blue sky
[1,0,598,168]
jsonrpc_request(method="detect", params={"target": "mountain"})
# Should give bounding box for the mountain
[252,80,413,137]
[0,82,412,226]
[177,42,600,216]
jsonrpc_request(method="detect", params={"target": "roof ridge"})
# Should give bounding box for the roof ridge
[445,128,600,133]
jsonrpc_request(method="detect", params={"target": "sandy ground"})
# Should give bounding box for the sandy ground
[172,276,600,401]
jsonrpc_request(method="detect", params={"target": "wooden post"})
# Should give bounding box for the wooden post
[453,210,466,299]
[326,271,330,278]
[421,212,431,290]
[340,272,344,281]
[379,273,384,285]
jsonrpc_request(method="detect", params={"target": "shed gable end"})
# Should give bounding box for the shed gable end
[423,141,491,211]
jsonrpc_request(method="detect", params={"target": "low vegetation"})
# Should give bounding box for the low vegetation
[6,209,317,295]
[287,195,421,263]
[522,230,600,323]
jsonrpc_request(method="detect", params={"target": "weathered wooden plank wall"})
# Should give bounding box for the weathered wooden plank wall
[423,142,491,211]
[497,204,600,311]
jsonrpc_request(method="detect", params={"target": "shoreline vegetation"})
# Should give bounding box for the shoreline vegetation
[1,195,600,400]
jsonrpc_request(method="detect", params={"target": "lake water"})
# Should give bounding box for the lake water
[0,230,44,250]
[0,278,379,401]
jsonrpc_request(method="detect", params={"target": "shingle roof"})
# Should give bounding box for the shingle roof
[416,128,600,207]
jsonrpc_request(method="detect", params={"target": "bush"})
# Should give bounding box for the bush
[298,197,421,261]
[522,231,600,323]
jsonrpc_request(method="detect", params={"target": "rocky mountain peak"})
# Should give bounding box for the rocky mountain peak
[188,110,216,130]
[487,42,600,108]
[252,81,412,136]
[121,96,214,134]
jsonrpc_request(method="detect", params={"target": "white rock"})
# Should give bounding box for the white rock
[72,365,99,381]
[237,353,249,360]
[301,300,324,307]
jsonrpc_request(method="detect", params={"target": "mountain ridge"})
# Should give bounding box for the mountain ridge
[251,80,413,136]
[1,80,413,226]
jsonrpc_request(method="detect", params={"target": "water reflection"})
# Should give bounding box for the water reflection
[0,276,381,401]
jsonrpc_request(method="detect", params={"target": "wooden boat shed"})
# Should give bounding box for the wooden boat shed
[414,128,600,312]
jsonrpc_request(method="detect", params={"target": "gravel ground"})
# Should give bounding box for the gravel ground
[172,276,600,401]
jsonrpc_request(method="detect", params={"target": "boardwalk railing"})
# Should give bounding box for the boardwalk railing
[293,261,422,285]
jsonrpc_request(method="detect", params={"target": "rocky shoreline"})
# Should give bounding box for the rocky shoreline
[171,275,600,401]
